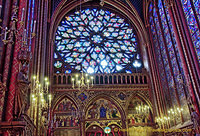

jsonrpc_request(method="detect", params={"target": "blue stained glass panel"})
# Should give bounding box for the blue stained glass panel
[181,0,200,64]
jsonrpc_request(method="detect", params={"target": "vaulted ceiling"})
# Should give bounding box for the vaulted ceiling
[51,0,144,22]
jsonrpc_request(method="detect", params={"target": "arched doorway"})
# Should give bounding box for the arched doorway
[86,124,122,136]
[86,125,103,136]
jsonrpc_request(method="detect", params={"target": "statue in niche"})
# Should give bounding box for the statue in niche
[100,105,107,118]
[14,65,30,120]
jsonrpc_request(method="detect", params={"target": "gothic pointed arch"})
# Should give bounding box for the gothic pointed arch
[48,0,150,75]
[125,92,152,112]
[51,94,81,134]
[84,94,126,120]
[52,93,80,111]
[84,94,126,135]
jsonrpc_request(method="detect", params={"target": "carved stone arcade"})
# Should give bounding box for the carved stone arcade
[50,68,155,136]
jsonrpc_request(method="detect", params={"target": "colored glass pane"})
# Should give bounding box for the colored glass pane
[149,3,171,107]
[181,0,200,64]
[149,0,190,122]
[153,2,179,111]
[163,2,189,120]
[54,8,140,73]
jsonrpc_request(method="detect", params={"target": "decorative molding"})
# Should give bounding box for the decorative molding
[52,89,151,118]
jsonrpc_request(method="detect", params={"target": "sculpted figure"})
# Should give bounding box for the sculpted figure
[14,66,30,119]
[191,108,200,135]
[17,66,30,84]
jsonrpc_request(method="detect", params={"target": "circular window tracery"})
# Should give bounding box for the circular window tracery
[54,8,142,74]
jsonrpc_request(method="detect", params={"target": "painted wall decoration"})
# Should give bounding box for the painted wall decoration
[86,99,121,119]
[127,97,151,125]
[53,98,80,128]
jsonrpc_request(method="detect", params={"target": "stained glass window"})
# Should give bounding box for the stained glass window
[149,3,171,110]
[148,0,190,124]
[158,0,189,121]
[54,8,141,74]
[27,0,35,47]
[181,0,200,64]
[153,6,178,108]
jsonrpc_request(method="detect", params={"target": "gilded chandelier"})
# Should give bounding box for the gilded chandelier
[71,71,94,91]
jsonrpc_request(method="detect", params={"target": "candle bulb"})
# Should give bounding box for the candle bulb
[32,76,36,91]
[38,84,41,92]
[76,74,78,85]
[23,29,26,42]
[44,83,47,90]
[87,79,89,89]
[0,5,2,17]
[91,76,94,86]
[78,81,80,90]
[4,27,7,40]
[46,83,49,93]
[33,20,36,33]
[72,78,75,88]
[21,8,25,22]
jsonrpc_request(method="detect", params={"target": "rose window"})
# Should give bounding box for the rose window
[54,8,142,74]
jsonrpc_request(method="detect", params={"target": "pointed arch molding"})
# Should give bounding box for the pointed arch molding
[125,92,153,114]
[52,92,126,120]
[48,0,150,73]
[83,94,126,120]
[52,93,81,112]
